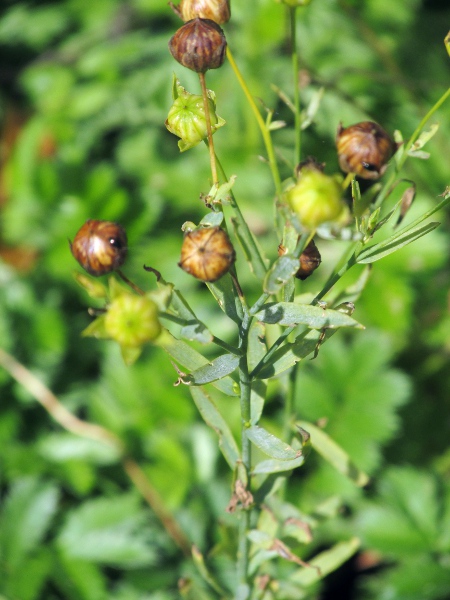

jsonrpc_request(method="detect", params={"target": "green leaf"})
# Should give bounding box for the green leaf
[246,426,302,460]
[190,387,240,469]
[296,421,369,486]
[207,274,243,324]
[192,546,226,595]
[357,221,439,264]
[289,538,360,586]
[263,255,300,295]
[231,211,268,282]
[253,302,364,329]
[248,321,267,424]
[199,211,224,228]
[252,455,305,475]
[57,494,157,568]
[189,353,240,385]
[408,123,439,153]
[0,477,59,571]
[253,328,337,380]
[161,332,239,396]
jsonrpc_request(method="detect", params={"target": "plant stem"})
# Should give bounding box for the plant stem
[198,72,219,185]
[215,155,268,281]
[237,312,252,586]
[226,47,282,201]
[375,85,450,208]
[0,347,191,556]
[290,6,301,166]
[117,270,145,296]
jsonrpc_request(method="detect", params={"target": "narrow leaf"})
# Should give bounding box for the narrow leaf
[246,426,302,460]
[161,332,239,396]
[252,455,305,475]
[253,328,337,380]
[408,123,439,152]
[264,255,299,295]
[289,538,360,586]
[189,353,240,385]
[192,545,226,595]
[254,302,364,329]
[297,421,369,486]
[190,387,240,469]
[207,274,243,324]
[357,221,439,264]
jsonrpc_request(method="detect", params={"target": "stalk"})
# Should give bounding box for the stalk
[290,6,301,165]
[199,72,219,185]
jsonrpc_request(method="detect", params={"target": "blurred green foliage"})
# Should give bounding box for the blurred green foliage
[1,0,449,598]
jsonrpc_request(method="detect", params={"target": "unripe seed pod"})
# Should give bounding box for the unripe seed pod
[286,169,345,229]
[179,226,235,282]
[178,0,230,23]
[105,294,161,347]
[70,220,127,276]
[169,18,227,73]
[336,121,396,180]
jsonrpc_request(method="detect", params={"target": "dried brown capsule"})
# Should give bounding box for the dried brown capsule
[169,18,227,73]
[336,121,396,180]
[278,239,321,280]
[296,239,321,280]
[177,0,231,24]
[70,219,127,276]
[179,226,235,282]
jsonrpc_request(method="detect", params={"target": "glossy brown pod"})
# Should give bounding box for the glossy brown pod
[169,18,227,73]
[70,219,127,276]
[179,226,235,282]
[296,239,321,280]
[336,121,396,180]
[177,0,231,23]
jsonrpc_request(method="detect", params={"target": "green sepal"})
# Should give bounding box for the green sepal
[73,272,108,300]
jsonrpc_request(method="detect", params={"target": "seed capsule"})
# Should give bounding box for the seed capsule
[179,226,235,282]
[296,239,321,280]
[70,220,127,276]
[169,18,227,73]
[336,121,396,180]
[104,294,161,348]
[177,0,231,24]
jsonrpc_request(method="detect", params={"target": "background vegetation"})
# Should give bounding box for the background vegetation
[0,0,449,599]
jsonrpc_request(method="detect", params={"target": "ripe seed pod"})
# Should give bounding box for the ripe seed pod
[70,220,127,276]
[169,18,227,73]
[296,239,321,280]
[178,0,230,24]
[336,121,396,180]
[179,226,235,282]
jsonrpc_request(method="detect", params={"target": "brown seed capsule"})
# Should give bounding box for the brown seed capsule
[336,121,396,180]
[177,0,231,24]
[70,220,127,276]
[278,239,322,280]
[295,239,321,280]
[179,226,235,282]
[169,18,227,73]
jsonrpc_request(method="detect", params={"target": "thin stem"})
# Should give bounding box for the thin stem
[198,72,219,185]
[290,6,301,165]
[215,154,268,281]
[117,270,145,296]
[226,47,282,200]
[374,86,450,209]
[237,312,252,586]
[0,347,191,556]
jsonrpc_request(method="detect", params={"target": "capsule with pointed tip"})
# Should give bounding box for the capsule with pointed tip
[179,226,235,282]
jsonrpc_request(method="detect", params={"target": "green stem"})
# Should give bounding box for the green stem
[215,155,268,280]
[226,47,283,201]
[290,6,301,166]
[198,71,219,185]
[237,312,253,586]
[375,86,450,209]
